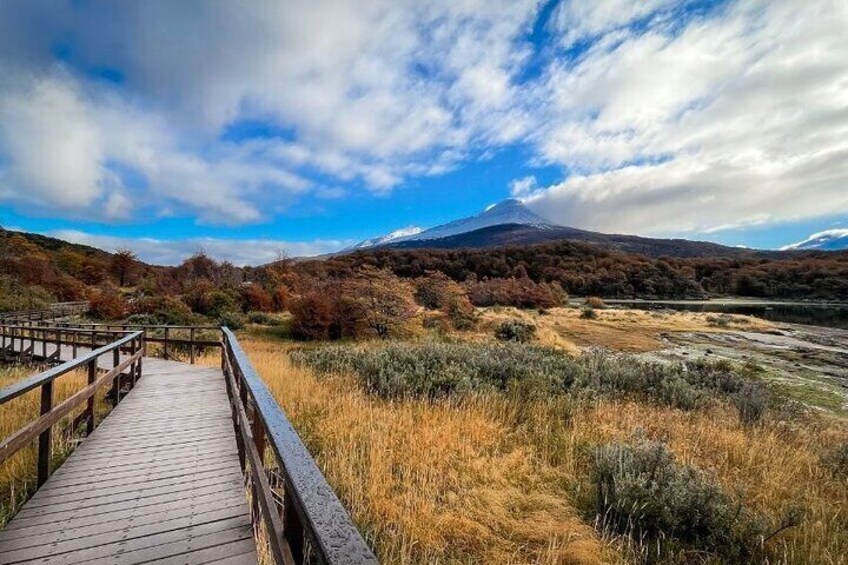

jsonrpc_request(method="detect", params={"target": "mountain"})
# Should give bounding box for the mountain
[344,226,424,251]
[348,199,752,258]
[782,229,848,251]
[385,199,554,245]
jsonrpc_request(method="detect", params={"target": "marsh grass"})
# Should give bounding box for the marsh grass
[228,336,848,564]
[0,363,111,527]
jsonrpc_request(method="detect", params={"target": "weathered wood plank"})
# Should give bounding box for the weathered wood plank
[0,346,257,564]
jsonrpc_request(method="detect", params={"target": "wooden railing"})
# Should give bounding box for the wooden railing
[221,328,377,565]
[0,301,88,323]
[0,329,144,486]
[0,324,136,362]
[0,312,378,562]
[24,321,220,364]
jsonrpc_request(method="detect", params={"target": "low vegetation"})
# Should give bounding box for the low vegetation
[494,319,536,342]
[237,336,848,564]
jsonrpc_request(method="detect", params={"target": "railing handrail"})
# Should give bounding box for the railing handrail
[0,302,88,319]
[0,323,133,335]
[221,327,377,564]
[0,331,143,405]
[0,329,144,488]
[44,322,221,330]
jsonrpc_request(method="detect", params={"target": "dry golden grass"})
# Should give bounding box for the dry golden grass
[229,338,612,565]
[477,307,773,353]
[568,401,848,564]
[0,363,110,527]
[227,333,847,565]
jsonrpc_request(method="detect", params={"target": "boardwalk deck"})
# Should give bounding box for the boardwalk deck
[0,342,258,564]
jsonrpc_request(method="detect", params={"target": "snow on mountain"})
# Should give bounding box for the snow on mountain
[349,199,555,250]
[345,226,424,251]
[781,229,848,251]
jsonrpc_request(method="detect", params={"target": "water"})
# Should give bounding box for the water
[606,300,848,329]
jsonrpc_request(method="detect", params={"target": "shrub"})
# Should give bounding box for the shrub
[289,268,416,340]
[592,439,766,560]
[465,278,567,309]
[291,342,578,399]
[494,320,536,343]
[129,295,194,325]
[240,284,274,312]
[684,359,771,423]
[289,285,343,340]
[0,277,53,313]
[577,350,703,410]
[247,311,274,324]
[579,306,597,319]
[731,383,770,425]
[294,342,771,419]
[343,268,417,338]
[217,310,246,330]
[821,442,848,477]
[443,294,476,330]
[585,296,605,309]
[88,289,128,320]
[707,314,732,327]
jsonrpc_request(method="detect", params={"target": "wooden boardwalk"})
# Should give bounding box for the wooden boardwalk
[0,344,258,564]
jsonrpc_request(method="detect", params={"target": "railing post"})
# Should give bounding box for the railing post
[190,327,196,364]
[284,482,305,562]
[86,359,97,435]
[37,381,54,487]
[113,347,121,404]
[163,327,170,360]
[250,400,266,521]
[72,330,78,358]
[136,335,143,384]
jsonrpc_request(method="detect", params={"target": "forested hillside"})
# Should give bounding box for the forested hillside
[3,227,847,321]
[302,241,848,300]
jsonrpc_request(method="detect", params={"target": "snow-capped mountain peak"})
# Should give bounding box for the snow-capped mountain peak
[346,225,424,251]
[781,229,848,251]
[348,199,555,250]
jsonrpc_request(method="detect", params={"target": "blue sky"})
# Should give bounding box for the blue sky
[0,0,846,264]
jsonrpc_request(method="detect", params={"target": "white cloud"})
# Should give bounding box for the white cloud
[0,72,105,209]
[0,0,847,239]
[45,229,350,266]
[509,176,537,197]
[525,0,848,235]
[0,0,541,222]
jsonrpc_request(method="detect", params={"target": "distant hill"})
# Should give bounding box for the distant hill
[0,226,115,261]
[348,199,753,259]
[782,229,848,251]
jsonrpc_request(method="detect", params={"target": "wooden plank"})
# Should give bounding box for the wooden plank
[0,351,257,564]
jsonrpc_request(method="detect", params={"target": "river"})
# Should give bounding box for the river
[605,299,848,329]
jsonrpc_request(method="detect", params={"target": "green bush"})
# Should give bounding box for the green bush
[293,342,772,420]
[217,310,246,330]
[494,320,536,343]
[592,439,766,560]
[291,342,578,399]
[580,306,597,319]
[129,295,195,325]
[247,311,274,324]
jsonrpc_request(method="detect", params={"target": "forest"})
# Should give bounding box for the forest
[2,228,847,328]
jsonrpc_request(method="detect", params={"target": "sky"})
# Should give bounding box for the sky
[0,0,846,265]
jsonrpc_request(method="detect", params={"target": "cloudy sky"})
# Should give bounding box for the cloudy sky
[0,0,846,265]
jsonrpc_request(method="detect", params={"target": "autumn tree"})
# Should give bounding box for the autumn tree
[342,267,417,338]
[111,248,139,287]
